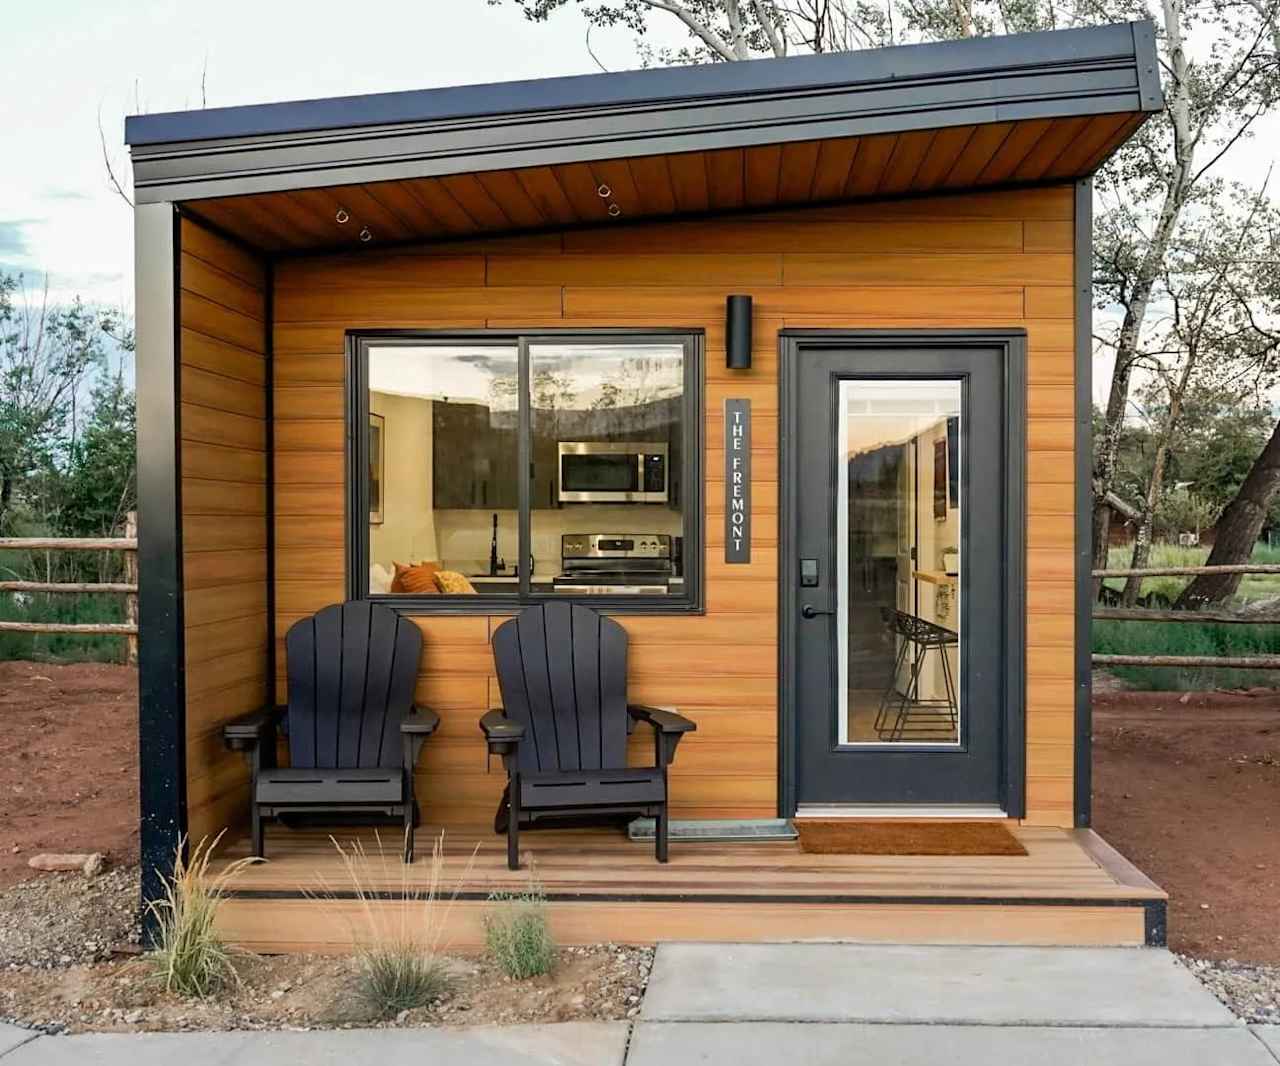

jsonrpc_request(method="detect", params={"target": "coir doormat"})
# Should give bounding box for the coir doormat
[794,819,1027,856]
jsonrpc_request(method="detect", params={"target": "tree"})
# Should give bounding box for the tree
[62,371,137,536]
[1176,418,1280,606]
[1107,179,1280,604]
[0,273,120,530]
[1091,5,1280,584]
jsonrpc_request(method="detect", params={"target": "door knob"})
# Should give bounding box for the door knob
[801,604,834,619]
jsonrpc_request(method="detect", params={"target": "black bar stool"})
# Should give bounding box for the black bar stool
[874,608,958,741]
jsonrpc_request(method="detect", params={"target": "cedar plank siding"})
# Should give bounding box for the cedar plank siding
[179,219,272,843]
[265,184,1077,828]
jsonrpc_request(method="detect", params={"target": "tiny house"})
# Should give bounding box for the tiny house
[128,21,1168,951]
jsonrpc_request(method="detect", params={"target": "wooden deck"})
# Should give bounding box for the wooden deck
[209,823,1166,953]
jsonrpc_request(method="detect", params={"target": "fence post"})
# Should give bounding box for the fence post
[125,511,139,667]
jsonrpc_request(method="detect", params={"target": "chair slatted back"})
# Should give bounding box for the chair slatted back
[492,602,629,773]
[285,602,422,770]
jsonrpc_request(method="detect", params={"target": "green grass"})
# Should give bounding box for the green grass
[1094,618,1280,691]
[483,884,556,980]
[146,833,259,999]
[0,593,129,663]
[1095,541,1280,690]
[1102,542,1280,605]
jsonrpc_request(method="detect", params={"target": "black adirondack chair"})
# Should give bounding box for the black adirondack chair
[223,602,439,862]
[480,602,696,869]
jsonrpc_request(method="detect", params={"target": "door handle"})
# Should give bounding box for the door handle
[800,604,835,619]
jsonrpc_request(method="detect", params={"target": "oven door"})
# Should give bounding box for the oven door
[558,443,667,503]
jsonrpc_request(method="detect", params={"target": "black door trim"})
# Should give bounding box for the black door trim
[778,329,1027,818]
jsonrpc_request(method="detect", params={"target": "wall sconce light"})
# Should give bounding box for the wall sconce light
[726,294,752,370]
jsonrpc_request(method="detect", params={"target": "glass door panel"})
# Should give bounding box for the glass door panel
[836,379,962,746]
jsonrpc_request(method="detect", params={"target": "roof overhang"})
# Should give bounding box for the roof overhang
[127,21,1161,207]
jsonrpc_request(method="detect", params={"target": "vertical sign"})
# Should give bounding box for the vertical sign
[724,399,751,563]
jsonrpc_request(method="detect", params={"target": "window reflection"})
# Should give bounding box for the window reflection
[530,344,686,597]
[363,339,691,602]
[837,379,961,745]
[366,345,518,597]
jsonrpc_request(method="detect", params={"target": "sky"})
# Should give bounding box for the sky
[3,0,1278,404]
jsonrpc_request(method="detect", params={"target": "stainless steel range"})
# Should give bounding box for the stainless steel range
[554,533,673,595]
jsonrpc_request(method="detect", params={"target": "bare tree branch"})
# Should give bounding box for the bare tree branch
[97,105,133,210]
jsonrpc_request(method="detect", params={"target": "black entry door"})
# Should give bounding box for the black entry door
[783,338,1019,809]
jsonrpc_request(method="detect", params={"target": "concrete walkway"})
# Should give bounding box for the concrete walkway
[0,1022,629,1065]
[2,946,1279,1064]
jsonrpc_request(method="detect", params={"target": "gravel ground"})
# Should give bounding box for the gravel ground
[0,866,140,971]
[0,945,653,1035]
[1181,954,1280,1024]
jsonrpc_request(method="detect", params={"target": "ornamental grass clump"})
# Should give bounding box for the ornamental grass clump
[483,880,555,980]
[315,830,476,1018]
[146,831,258,998]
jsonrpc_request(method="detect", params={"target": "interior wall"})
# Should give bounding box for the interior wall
[369,390,439,567]
[268,184,1078,827]
[178,218,271,844]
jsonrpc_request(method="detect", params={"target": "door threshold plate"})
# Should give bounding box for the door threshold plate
[795,804,1008,820]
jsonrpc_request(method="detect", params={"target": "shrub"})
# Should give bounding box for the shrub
[483,882,555,980]
[146,832,257,997]
[317,832,476,1017]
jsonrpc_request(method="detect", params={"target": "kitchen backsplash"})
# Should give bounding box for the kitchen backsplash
[433,505,682,577]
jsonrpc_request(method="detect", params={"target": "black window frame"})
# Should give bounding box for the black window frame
[346,328,705,615]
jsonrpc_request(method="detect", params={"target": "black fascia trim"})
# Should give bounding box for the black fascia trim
[127,22,1153,146]
[135,203,187,938]
[345,329,705,617]
[1074,179,1094,828]
[126,22,1161,203]
[777,329,1027,818]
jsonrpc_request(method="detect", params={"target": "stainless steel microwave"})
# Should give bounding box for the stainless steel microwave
[557,442,669,504]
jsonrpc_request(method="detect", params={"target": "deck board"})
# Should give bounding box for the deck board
[213,823,1163,901]
[209,824,1162,952]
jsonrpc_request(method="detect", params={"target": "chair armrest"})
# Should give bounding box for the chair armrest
[628,704,697,734]
[628,704,695,768]
[480,709,525,742]
[223,706,285,752]
[401,705,441,735]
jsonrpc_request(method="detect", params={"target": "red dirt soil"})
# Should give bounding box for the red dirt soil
[1092,688,1280,962]
[1,663,1278,962]
[0,662,138,889]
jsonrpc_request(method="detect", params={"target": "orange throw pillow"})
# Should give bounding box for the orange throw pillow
[391,561,442,594]
[434,570,477,595]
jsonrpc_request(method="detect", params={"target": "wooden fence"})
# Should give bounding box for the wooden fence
[0,513,139,665]
[1092,563,1280,670]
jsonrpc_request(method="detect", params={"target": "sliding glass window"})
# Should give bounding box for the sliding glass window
[349,332,702,612]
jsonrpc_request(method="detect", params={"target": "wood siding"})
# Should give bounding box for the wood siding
[259,184,1079,828]
[179,218,271,843]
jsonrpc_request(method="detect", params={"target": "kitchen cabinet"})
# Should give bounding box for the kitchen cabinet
[432,402,518,509]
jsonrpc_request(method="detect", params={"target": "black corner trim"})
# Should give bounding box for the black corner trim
[1074,180,1094,829]
[135,204,187,940]
[1144,899,1168,946]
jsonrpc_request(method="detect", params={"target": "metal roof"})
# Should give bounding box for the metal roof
[125,21,1161,204]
